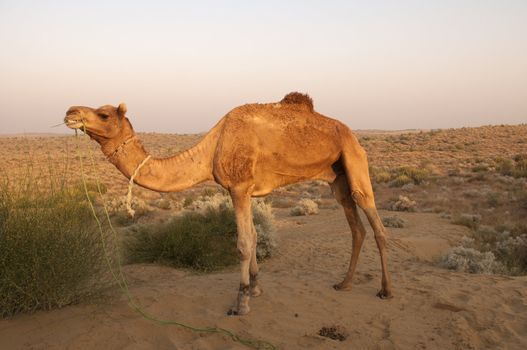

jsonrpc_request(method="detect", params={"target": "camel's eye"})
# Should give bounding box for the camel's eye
[98,113,109,120]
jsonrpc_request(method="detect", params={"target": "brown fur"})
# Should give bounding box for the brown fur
[280,92,314,111]
[64,92,392,315]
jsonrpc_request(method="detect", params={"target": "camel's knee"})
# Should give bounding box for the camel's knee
[351,190,375,210]
[237,239,253,261]
[374,231,387,248]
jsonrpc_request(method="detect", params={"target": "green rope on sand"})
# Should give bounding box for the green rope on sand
[74,127,277,350]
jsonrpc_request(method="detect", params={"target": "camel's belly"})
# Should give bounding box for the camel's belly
[251,165,337,197]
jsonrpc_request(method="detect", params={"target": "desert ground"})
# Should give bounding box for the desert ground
[1,124,526,349]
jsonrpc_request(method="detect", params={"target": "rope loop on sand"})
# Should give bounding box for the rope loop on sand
[74,127,276,350]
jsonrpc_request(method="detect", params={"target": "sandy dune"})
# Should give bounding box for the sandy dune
[1,209,526,349]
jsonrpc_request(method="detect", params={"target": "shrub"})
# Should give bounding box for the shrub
[513,154,527,162]
[252,199,276,260]
[451,214,481,230]
[389,195,416,212]
[200,187,219,197]
[127,207,238,271]
[392,174,413,187]
[382,216,405,228]
[513,156,527,178]
[106,196,151,226]
[439,246,503,274]
[440,226,527,275]
[290,198,319,216]
[375,171,392,183]
[126,198,275,271]
[495,233,527,274]
[495,157,514,176]
[271,197,295,208]
[486,192,500,207]
[392,166,429,185]
[370,167,391,183]
[472,164,488,172]
[152,198,171,210]
[182,196,195,208]
[0,180,112,317]
[462,189,481,198]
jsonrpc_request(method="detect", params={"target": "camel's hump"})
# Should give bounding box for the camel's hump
[280,92,314,112]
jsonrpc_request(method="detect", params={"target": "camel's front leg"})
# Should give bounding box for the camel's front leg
[227,188,255,315]
[249,222,263,297]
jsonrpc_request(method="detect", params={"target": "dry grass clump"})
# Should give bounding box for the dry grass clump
[451,214,481,230]
[0,178,113,317]
[370,166,429,187]
[126,196,276,271]
[290,198,319,216]
[372,168,391,183]
[382,216,405,228]
[393,166,429,185]
[388,195,416,212]
[151,198,172,210]
[271,197,296,208]
[494,154,527,178]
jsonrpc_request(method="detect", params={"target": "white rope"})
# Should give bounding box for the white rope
[126,155,152,217]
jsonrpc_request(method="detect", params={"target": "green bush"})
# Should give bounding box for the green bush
[513,158,527,178]
[451,214,481,230]
[472,164,489,172]
[495,157,514,176]
[0,180,112,317]
[126,200,276,271]
[495,156,527,178]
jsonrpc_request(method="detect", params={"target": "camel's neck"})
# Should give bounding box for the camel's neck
[102,125,221,193]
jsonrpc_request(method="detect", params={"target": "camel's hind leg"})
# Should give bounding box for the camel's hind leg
[341,137,393,299]
[330,173,366,291]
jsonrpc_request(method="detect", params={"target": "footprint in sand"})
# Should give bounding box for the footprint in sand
[433,302,465,313]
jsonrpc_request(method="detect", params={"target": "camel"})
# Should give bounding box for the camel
[64,92,393,315]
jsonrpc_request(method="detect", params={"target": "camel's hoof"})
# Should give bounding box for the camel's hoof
[333,282,353,291]
[227,305,250,316]
[250,285,263,297]
[376,289,393,299]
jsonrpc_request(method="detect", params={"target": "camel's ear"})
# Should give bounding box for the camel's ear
[117,103,127,117]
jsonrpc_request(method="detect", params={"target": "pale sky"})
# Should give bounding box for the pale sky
[1,0,526,134]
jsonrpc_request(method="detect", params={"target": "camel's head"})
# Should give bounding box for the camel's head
[64,103,130,140]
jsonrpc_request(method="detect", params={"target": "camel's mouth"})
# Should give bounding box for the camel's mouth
[64,115,85,130]
[66,121,82,129]
[65,120,84,129]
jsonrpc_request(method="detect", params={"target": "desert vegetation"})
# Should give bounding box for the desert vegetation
[126,195,275,271]
[290,198,319,216]
[1,124,526,320]
[360,126,527,275]
[0,175,114,317]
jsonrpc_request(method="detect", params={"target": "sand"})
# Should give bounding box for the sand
[1,209,526,350]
